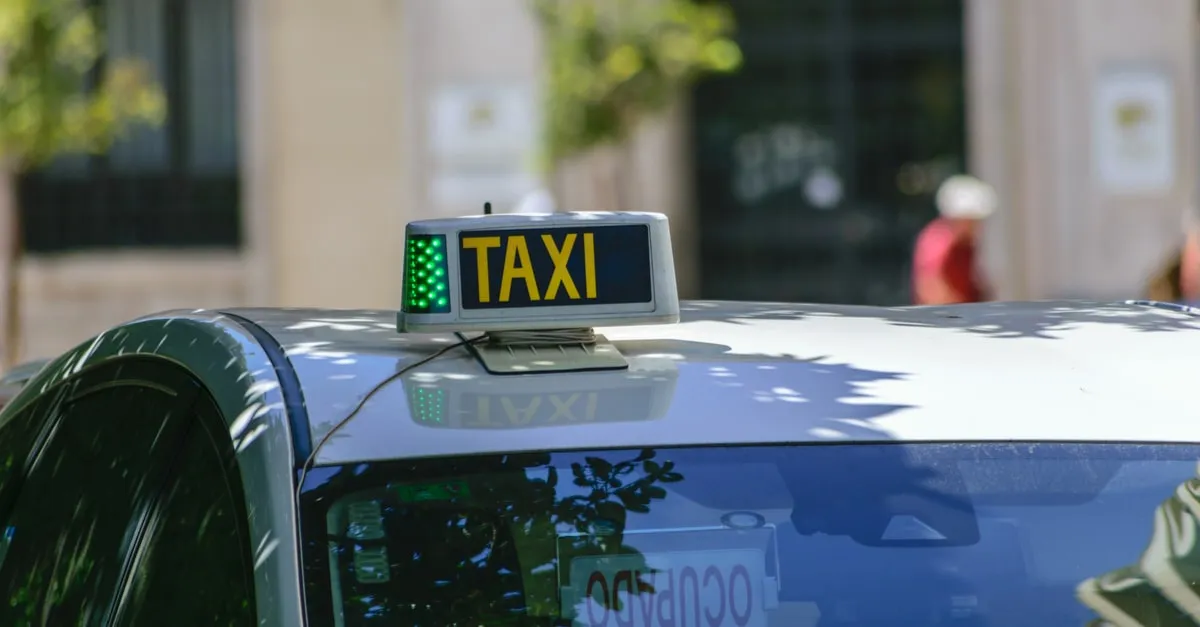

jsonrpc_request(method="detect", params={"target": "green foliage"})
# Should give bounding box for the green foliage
[315,449,686,624]
[533,0,743,164]
[0,0,165,171]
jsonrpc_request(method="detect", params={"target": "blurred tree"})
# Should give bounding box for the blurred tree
[0,0,165,370]
[531,0,742,210]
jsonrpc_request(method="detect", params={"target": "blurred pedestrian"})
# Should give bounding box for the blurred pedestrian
[911,174,997,305]
[1145,206,1200,303]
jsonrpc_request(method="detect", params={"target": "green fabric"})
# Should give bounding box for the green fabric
[1078,477,1200,626]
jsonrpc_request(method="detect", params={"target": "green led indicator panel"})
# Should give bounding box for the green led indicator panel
[403,234,451,314]
[407,385,447,425]
[395,480,472,503]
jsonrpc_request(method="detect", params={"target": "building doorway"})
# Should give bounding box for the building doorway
[692,0,965,305]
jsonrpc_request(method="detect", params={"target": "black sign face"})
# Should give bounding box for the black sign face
[458,224,653,310]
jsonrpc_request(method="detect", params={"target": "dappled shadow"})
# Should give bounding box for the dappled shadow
[616,338,912,440]
[682,299,1200,339]
[307,328,920,463]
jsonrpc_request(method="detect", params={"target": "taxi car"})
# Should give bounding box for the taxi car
[1,211,1199,626]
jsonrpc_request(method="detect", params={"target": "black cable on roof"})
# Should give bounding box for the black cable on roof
[294,333,486,501]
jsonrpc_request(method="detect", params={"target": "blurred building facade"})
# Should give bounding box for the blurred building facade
[970,0,1197,302]
[13,0,1199,360]
[19,0,244,360]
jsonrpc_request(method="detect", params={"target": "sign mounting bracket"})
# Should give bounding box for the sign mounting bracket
[464,331,629,375]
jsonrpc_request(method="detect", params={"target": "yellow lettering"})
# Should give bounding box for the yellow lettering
[584,392,598,420]
[469,393,600,428]
[462,237,501,302]
[542,234,580,301]
[499,236,540,302]
[467,395,495,427]
[547,394,580,422]
[583,232,597,299]
[501,396,541,425]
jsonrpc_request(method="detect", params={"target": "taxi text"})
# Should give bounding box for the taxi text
[464,392,599,428]
[462,232,597,304]
[580,565,760,627]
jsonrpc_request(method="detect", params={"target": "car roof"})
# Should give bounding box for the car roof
[225,299,1200,466]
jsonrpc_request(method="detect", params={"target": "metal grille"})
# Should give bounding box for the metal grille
[19,0,241,252]
[692,0,965,305]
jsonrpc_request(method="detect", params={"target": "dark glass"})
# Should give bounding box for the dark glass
[0,385,188,627]
[114,396,256,626]
[0,398,51,524]
[299,442,1200,627]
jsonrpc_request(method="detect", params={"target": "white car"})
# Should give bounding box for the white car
[0,211,1196,626]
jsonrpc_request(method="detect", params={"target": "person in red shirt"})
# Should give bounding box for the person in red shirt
[1146,207,1200,302]
[912,175,997,305]
[1178,208,1200,302]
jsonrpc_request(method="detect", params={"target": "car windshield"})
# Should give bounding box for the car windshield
[298,442,1200,626]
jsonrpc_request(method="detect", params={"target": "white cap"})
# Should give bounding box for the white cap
[935,175,998,220]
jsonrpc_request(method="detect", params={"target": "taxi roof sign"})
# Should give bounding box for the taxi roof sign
[396,212,680,333]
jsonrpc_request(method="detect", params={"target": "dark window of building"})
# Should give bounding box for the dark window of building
[693,0,965,305]
[19,0,241,252]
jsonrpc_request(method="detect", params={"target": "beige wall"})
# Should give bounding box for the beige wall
[19,253,245,361]
[969,0,1198,300]
[257,0,407,309]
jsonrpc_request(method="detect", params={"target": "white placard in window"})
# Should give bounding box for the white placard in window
[1092,68,1176,194]
[427,83,541,215]
[429,83,536,164]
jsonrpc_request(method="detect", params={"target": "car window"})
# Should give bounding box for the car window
[299,442,1200,627]
[0,383,189,627]
[114,393,257,626]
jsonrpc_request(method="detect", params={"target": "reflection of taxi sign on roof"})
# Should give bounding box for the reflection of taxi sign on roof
[402,356,679,429]
[397,212,679,333]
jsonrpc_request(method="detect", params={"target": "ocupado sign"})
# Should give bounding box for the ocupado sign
[564,549,773,627]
